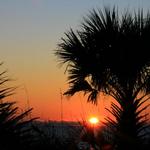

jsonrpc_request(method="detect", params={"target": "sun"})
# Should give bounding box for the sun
[88,117,99,125]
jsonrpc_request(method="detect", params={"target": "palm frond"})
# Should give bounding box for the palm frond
[0,63,36,150]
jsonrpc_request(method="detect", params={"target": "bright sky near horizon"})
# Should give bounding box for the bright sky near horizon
[0,0,150,121]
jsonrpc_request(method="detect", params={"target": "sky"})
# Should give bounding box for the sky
[0,0,150,121]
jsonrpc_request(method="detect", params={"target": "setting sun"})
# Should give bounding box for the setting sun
[89,117,99,125]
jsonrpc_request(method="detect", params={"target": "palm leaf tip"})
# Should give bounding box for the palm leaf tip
[64,80,93,96]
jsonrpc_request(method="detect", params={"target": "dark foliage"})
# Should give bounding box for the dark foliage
[0,63,36,150]
[56,7,150,150]
[31,121,80,150]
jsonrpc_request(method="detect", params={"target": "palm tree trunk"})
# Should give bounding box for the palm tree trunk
[114,96,142,150]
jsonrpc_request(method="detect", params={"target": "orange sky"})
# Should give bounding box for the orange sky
[1,0,150,122]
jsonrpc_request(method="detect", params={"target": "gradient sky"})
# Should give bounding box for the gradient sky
[0,0,150,121]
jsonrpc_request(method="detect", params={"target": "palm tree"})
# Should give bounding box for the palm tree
[55,7,150,150]
[0,63,36,150]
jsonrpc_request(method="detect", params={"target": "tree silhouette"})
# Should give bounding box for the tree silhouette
[56,7,150,150]
[0,63,36,150]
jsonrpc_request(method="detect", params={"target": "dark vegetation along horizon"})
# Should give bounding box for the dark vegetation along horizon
[0,63,81,150]
[0,62,36,150]
[56,6,150,150]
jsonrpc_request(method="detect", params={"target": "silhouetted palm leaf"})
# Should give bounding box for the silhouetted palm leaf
[0,63,36,150]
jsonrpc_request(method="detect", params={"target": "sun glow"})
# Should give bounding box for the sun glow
[89,117,99,125]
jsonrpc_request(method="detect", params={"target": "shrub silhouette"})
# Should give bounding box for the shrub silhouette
[0,63,36,150]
